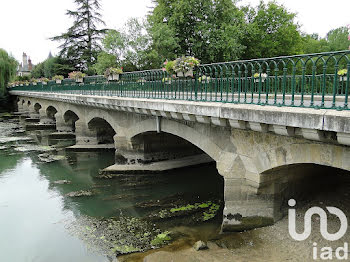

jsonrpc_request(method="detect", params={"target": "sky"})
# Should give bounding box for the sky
[1,0,349,65]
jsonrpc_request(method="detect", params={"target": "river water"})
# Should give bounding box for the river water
[0,116,223,262]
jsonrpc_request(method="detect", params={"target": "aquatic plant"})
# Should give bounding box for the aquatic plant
[167,201,221,222]
[150,231,171,246]
[203,203,220,221]
[67,215,171,256]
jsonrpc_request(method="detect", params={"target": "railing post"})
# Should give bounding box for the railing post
[282,67,287,106]
[345,63,350,109]
[265,66,270,105]
[321,65,327,108]
[300,65,306,107]
[332,64,339,109]
[258,67,262,105]
[273,67,278,105]
[291,65,296,106]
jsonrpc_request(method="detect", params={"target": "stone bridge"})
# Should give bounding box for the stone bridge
[11,90,350,232]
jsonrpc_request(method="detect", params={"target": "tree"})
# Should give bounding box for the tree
[93,51,117,75]
[326,26,350,51]
[301,33,328,54]
[31,56,75,78]
[148,0,245,64]
[301,26,350,54]
[0,49,17,98]
[94,18,156,73]
[241,1,303,59]
[51,0,106,72]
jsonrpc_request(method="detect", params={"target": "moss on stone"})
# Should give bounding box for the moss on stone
[170,204,195,213]
[150,231,171,246]
[111,244,141,254]
[202,203,220,221]
[221,216,274,232]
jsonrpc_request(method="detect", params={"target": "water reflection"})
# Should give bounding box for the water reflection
[0,157,108,262]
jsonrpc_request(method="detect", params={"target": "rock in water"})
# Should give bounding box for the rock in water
[66,190,94,197]
[53,180,71,185]
[193,240,208,251]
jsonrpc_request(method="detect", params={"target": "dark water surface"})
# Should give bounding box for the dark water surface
[0,118,223,262]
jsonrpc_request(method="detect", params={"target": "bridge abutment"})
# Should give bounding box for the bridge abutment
[56,113,75,132]
[218,153,280,232]
[75,119,99,145]
[114,132,204,165]
[17,100,26,113]
[27,103,40,119]
[38,108,55,125]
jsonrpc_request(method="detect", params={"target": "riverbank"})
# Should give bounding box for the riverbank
[121,172,350,262]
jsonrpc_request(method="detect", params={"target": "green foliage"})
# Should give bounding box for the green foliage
[167,201,221,221]
[149,0,245,63]
[48,0,350,75]
[39,77,50,83]
[198,75,211,82]
[68,71,86,79]
[203,203,220,221]
[15,75,30,81]
[95,19,155,72]
[173,56,199,72]
[31,61,44,78]
[0,49,17,97]
[301,33,329,54]
[326,27,350,51]
[93,51,117,75]
[164,60,175,74]
[301,26,350,54]
[338,69,348,76]
[52,75,64,81]
[51,0,106,71]
[170,204,195,213]
[150,231,171,246]
[105,67,123,75]
[241,1,303,59]
[300,26,349,75]
[164,56,200,74]
[148,22,179,65]
[31,56,74,78]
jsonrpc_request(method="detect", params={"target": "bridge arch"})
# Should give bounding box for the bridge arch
[63,110,80,132]
[87,117,116,144]
[84,109,121,136]
[46,106,58,119]
[125,118,223,162]
[33,103,42,114]
[256,142,350,175]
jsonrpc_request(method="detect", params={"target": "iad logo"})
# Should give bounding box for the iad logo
[288,199,347,241]
[288,199,349,260]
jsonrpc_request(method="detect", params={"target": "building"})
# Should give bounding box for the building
[17,52,33,77]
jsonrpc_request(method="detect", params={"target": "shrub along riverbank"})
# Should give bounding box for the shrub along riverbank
[0,48,17,112]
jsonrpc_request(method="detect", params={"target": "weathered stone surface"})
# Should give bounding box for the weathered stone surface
[193,240,208,251]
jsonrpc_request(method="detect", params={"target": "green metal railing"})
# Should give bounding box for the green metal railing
[9,50,350,110]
